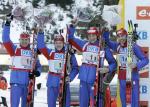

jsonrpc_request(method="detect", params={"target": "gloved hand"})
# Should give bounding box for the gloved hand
[29,70,40,79]
[5,13,13,25]
[68,24,76,36]
[103,72,115,85]
[97,67,109,74]
[38,28,44,33]
[102,27,109,32]
[65,76,71,83]
[37,49,41,55]
[71,18,77,25]
[68,45,76,54]
[102,71,116,91]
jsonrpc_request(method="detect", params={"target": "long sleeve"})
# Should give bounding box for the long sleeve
[2,25,16,56]
[69,54,79,81]
[104,47,117,73]
[35,57,42,74]
[68,27,86,52]
[103,31,119,52]
[37,32,52,59]
[133,44,149,71]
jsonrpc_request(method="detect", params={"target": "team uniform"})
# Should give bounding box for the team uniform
[68,26,117,107]
[37,32,78,107]
[2,24,42,107]
[103,29,149,107]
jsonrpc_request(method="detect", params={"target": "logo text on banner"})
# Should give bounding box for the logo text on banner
[136,6,150,20]
[137,31,148,40]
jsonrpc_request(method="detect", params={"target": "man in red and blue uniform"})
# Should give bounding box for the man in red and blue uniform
[68,26,117,107]
[2,15,42,107]
[37,29,78,107]
[103,28,149,107]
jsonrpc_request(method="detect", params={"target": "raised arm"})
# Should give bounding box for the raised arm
[133,44,149,71]
[104,47,117,73]
[2,24,16,56]
[37,31,52,59]
[68,26,86,52]
[103,31,119,52]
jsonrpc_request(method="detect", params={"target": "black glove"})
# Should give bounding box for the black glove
[103,71,116,90]
[65,76,71,83]
[29,70,40,79]
[37,49,41,55]
[70,24,74,28]
[68,45,76,54]
[5,13,13,26]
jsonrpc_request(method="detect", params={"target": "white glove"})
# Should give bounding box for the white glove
[5,13,13,25]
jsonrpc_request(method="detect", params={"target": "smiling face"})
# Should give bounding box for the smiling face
[116,28,128,46]
[54,35,64,50]
[117,35,127,46]
[19,38,30,47]
[87,27,99,43]
[54,41,64,51]
[87,34,97,43]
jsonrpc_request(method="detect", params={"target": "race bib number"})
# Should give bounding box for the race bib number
[82,51,98,65]
[117,54,127,67]
[85,53,98,63]
[82,45,99,65]
[49,60,64,73]
[21,56,33,69]
[54,60,64,71]
[21,49,33,69]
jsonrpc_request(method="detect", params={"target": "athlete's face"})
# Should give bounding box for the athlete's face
[117,36,127,45]
[88,34,97,43]
[54,41,64,50]
[19,38,30,47]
